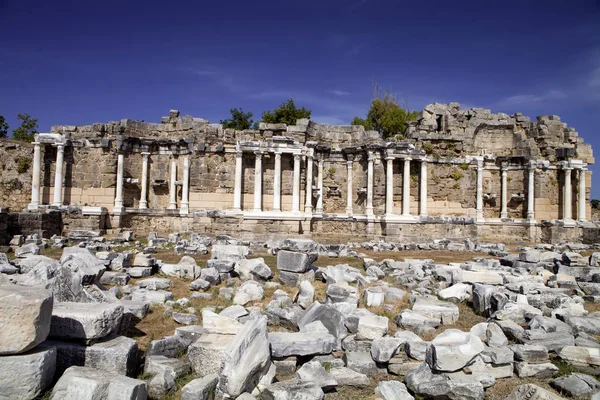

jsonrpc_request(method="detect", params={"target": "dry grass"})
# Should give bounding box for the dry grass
[324,385,378,400]
[585,302,600,314]
[129,304,180,351]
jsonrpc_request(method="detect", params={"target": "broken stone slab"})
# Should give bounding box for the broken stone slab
[395,310,440,335]
[558,345,600,366]
[47,334,138,378]
[188,333,236,376]
[160,258,201,280]
[411,297,459,325]
[0,344,56,400]
[356,314,388,340]
[495,302,542,325]
[49,366,147,400]
[438,283,472,302]
[212,244,250,261]
[99,271,129,286]
[147,335,189,358]
[0,285,53,355]
[297,280,315,309]
[520,329,575,353]
[296,360,338,391]
[384,287,407,303]
[405,362,484,400]
[268,331,336,357]
[562,315,600,335]
[326,283,359,304]
[343,351,387,376]
[131,288,174,304]
[218,316,271,398]
[261,378,324,400]
[144,355,191,399]
[297,302,347,347]
[505,383,564,400]
[173,312,199,325]
[452,270,503,285]
[233,280,264,306]
[376,380,415,400]
[510,344,549,363]
[277,250,318,273]
[181,374,218,400]
[206,259,235,273]
[329,367,370,387]
[364,287,385,307]
[50,302,123,340]
[551,373,600,398]
[279,269,315,286]
[235,258,272,281]
[202,309,242,335]
[128,266,152,278]
[480,345,514,365]
[486,322,508,347]
[371,337,404,363]
[515,361,559,378]
[15,243,41,258]
[138,277,172,290]
[426,329,485,372]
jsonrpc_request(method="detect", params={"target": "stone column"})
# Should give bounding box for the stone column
[139,152,150,209]
[402,157,411,216]
[500,165,508,219]
[476,159,484,222]
[564,167,572,221]
[305,152,313,215]
[180,156,190,215]
[385,157,394,216]
[168,159,177,210]
[419,159,428,217]
[579,167,587,222]
[52,144,65,206]
[233,151,243,211]
[253,151,263,212]
[272,152,282,212]
[292,154,301,213]
[346,156,354,216]
[527,161,536,221]
[28,141,42,209]
[316,157,324,214]
[366,152,375,217]
[114,152,125,213]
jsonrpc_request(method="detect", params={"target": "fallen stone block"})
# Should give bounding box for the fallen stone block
[296,360,337,391]
[277,250,318,273]
[0,344,56,400]
[329,367,370,387]
[515,361,558,378]
[0,285,53,355]
[505,383,563,400]
[181,374,218,400]
[261,379,324,400]
[144,355,191,399]
[426,329,484,372]
[268,331,336,357]
[551,373,600,398]
[188,333,236,376]
[343,351,387,376]
[49,366,147,400]
[47,334,138,378]
[50,302,123,340]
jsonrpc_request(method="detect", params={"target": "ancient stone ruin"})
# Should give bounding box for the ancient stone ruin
[1,104,600,400]
[8,102,596,244]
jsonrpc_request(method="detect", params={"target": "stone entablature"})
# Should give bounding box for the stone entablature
[26,103,594,240]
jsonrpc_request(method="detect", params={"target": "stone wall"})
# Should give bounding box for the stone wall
[0,140,33,211]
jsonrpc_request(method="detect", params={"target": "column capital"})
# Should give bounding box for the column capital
[294,154,301,161]
[399,156,412,162]
[385,156,395,161]
[367,152,376,162]
[346,159,354,168]
[55,143,65,151]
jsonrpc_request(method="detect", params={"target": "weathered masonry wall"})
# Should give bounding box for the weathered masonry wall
[10,103,599,244]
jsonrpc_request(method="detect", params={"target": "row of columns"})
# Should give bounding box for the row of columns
[28,143,588,223]
[384,157,428,218]
[233,150,305,214]
[113,153,190,215]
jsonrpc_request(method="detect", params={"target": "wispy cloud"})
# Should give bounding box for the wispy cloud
[497,89,568,107]
[329,89,350,96]
[177,67,245,93]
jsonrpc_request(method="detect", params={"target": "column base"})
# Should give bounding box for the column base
[180,205,189,216]
[27,203,39,210]
[500,213,508,219]
[112,206,125,215]
[139,202,148,209]
[167,203,177,210]
[562,218,577,227]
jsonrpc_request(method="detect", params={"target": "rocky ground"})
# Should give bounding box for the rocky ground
[1,233,600,400]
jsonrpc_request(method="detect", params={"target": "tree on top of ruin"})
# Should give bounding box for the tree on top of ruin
[352,82,419,139]
[261,99,311,126]
[220,108,257,130]
[0,115,8,138]
[12,113,38,142]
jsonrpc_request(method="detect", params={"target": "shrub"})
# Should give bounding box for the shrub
[451,168,464,180]
[16,157,32,174]
[422,143,434,154]
[459,163,469,170]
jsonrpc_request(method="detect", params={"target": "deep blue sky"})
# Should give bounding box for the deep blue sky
[1,1,599,195]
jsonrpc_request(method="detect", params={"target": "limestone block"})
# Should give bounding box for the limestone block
[187,333,236,376]
[49,366,147,400]
[0,285,53,355]
[181,374,218,400]
[276,250,317,273]
[268,331,336,357]
[426,329,484,372]
[0,345,56,400]
[50,302,123,340]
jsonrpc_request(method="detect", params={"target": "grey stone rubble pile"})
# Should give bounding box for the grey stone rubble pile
[5,236,600,399]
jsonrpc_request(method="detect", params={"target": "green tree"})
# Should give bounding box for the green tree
[220,108,255,130]
[12,113,38,142]
[592,199,600,209]
[352,91,419,139]
[0,115,8,138]
[261,99,311,126]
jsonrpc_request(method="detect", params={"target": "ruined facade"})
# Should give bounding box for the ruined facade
[20,103,597,243]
